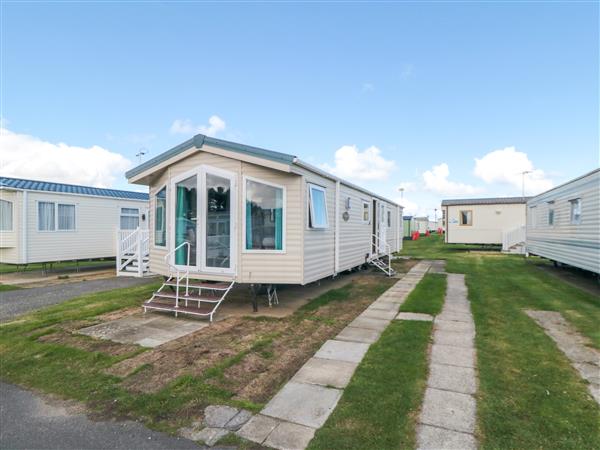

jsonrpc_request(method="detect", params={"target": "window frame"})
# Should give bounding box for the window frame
[242,175,287,254]
[120,206,140,231]
[569,198,582,225]
[307,183,329,230]
[154,185,167,248]
[459,209,472,226]
[37,201,77,232]
[387,210,392,228]
[547,201,555,227]
[529,206,537,228]
[361,200,371,224]
[0,199,13,232]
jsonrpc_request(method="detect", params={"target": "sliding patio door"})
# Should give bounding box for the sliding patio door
[174,174,198,267]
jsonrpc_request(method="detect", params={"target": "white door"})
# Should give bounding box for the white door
[379,203,387,253]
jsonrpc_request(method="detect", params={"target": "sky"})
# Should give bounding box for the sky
[1,1,598,218]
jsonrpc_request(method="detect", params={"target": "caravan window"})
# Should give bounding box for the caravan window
[308,184,328,229]
[570,199,581,224]
[120,207,140,230]
[459,210,472,226]
[155,187,166,246]
[529,206,537,228]
[387,210,392,227]
[547,201,555,226]
[362,201,370,223]
[38,202,56,231]
[245,178,285,251]
[57,204,76,231]
[0,200,13,231]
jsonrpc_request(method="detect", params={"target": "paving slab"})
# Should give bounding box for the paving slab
[264,421,316,450]
[348,316,390,331]
[420,388,476,434]
[430,344,476,368]
[236,414,280,444]
[204,405,239,428]
[262,382,342,429]
[434,330,474,348]
[434,319,475,333]
[367,302,400,312]
[396,312,434,322]
[314,340,370,364]
[336,326,381,344]
[224,409,253,431]
[192,427,228,446]
[416,424,476,450]
[292,357,358,389]
[427,363,477,394]
[436,311,472,323]
[442,304,472,315]
[360,308,398,320]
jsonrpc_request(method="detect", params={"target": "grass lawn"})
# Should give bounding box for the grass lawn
[0,274,394,435]
[0,283,22,291]
[0,259,114,274]
[399,273,446,315]
[308,320,431,450]
[402,234,600,449]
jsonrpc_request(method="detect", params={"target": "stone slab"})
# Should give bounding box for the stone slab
[264,421,316,450]
[360,308,398,320]
[262,382,342,429]
[224,409,253,431]
[396,312,434,322]
[292,357,358,389]
[416,424,476,450]
[192,427,228,446]
[204,405,239,428]
[434,330,474,348]
[314,339,370,364]
[427,363,477,394]
[236,414,280,444]
[435,311,472,323]
[434,319,474,333]
[348,316,390,332]
[367,302,399,312]
[442,304,472,315]
[336,326,381,344]
[420,388,476,434]
[430,344,476,368]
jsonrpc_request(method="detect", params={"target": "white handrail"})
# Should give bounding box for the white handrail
[371,233,392,276]
[502,226,526,252]
[116,228,150,274]
[164,241,191,307]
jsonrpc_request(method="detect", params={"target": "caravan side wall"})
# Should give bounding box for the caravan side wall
[0,190,22,264]
[526,170,599,274]
[337,184,373,273]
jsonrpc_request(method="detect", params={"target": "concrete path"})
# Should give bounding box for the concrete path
[0,382,200,450]
[416,273,478,450]
[237,261,432,450]
[525,310,600,404]
[0,276,158,322]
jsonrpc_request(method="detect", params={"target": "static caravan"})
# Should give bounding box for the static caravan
[124,134,403,320]
[0,177,149,267]
[403,215,415,238]
[442,197,529,247]
[414,217,429,234]
[526,169,599,274]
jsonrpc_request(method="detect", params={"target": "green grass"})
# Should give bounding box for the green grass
[308,321,431,450]
[400,273,447,315]
[400,235,600,449]
[0,259,114,274]
[0,283,22,291]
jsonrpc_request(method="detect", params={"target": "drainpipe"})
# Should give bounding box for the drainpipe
[334,180,340,275]
[21,191,28,264]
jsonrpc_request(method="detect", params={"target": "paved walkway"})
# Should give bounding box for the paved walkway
[0,276,158,322]
[0,382,200,450]
[526,310,600,404]
[237,261,432,450]
[416,273,478,450]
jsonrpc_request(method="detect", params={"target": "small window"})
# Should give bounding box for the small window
[120,207,140,230]
[459,210,472,226]
[245,178,285,251]
[57,204,76,231]
[529,206,537,228]
[570,199,581,224]
[548,204,555,226]
[0,199,13,231]
[38,201,56,231]
[155,187,167,246]
[345,197,351,210]
[308,184,328,229]
[362,201,370,223]
[387,210,391,227]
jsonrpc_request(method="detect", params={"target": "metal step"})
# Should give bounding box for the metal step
[163,281,231,291]
[143,300,215,317]
[153,292,222,303]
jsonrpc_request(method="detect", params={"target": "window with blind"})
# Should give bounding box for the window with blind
[0,199,13,231]
[120,207,140,230]
[58,204,76,230]
[38,202,76,231]
[38,202,56,231]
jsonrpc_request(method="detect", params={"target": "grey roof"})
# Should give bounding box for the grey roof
[0,176,149,201]
[126,134,297,179]
[441,196,530,206]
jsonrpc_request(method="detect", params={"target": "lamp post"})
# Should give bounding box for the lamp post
[521,170,532,197]
[398,187,405,199]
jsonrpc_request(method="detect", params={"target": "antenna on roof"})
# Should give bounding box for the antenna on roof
[136,148,148,164]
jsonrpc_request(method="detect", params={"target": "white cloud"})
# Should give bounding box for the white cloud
[170,115,226,137]
[422,163,482,196]
[322,145,396,181]
[474,147,553,195]
[0,128,131,188]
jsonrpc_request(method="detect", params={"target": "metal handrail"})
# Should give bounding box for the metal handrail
[164,242,191,307]
[371,233,392,276]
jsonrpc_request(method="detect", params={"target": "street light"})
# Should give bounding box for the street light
[521,171,532,197]
[398,187,405,199]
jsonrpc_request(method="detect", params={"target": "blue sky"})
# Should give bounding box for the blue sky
[1,2,598,217]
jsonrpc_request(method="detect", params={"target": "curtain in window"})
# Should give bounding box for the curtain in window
[38,202,55,231]
[274,207,283,249]
[0,200,12,231]
[175,185,188,264]
[155,188,166,246]
[58,204,75,230]
[245,180,283,250]
[245,200,253,250]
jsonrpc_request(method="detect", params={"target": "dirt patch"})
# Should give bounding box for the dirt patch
[107,274,396,403]
[39,331,140,357]
[392,258,419,274]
